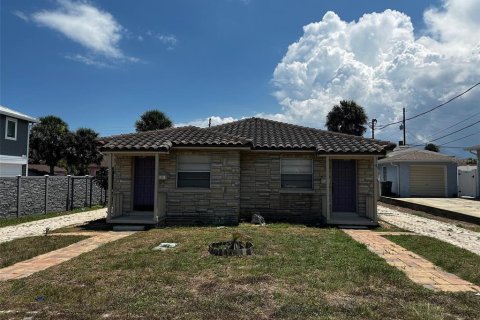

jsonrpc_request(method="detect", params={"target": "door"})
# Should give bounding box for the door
[133,157,155,211]
[332,160,357,212]
[458,168,477,198]
[410,165,446,197]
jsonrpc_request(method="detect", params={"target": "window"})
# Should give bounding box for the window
[382,167,387,181]
[5,117,17,140]
[281,159,313,189]
[177,155,211,188]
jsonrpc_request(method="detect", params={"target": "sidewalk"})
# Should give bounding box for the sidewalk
[344,229,480,292]
[0,208,107,244]
[0,231,134,281]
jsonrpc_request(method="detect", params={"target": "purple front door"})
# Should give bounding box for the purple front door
[133,157,155,211]
[332,160,357,212]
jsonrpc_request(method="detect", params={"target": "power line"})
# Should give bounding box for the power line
[379,82,480,129]
[428,120,480,143]
[438,131,480,146]
[421,109,480,141]
[411,120,480,147]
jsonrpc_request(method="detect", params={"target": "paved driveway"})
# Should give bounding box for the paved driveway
[0,208,107,244]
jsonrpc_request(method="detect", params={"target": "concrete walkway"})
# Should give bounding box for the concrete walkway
[381,197,480,224]
[0,231,134,281]
[0,208,107,244]
[378,204,480,256]
[344,230,480,292]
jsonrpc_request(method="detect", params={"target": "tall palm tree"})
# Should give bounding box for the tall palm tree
[135,110,173,132]
[326,100,368,136]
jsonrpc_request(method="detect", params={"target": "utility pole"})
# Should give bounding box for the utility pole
[403,108,406,145]
[371,119,377,139]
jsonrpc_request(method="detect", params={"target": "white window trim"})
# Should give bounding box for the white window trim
[5,117,17,141]
[176,155,211,189]
[280,158,314,189]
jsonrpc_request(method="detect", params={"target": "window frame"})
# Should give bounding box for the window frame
[280,158,314,190]
[5,117,17,141]
[176,155,211,189]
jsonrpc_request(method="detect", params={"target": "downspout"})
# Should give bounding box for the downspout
[25,122,33,176]
[391,162,400,197]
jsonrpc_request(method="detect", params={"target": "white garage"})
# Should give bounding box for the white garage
[409,165,447,197]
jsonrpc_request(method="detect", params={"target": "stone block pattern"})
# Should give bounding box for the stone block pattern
[357,158,374,216]
[113,156,133,212]
[0,176,106,219]
[240,152,326,224]
[160,150,240,226]
[113,151,241,226]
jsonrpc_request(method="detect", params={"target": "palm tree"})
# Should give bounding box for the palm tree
[326,100,368,136]
[29,116,70,175]
[135,110,173,132]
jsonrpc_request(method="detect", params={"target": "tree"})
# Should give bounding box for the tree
[65,128,103,175]
[135,110,173,132]
[326,100,368,136]
[424,143,439,152]
[29,116,70,175]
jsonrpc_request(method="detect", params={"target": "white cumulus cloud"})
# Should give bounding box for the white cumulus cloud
[269,0,480,152]
[31,0,136,65]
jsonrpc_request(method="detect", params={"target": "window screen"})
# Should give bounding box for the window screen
[281,159,313,189]
[177,155,211,188]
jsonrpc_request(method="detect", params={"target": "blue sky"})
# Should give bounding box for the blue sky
[1,0,479,157]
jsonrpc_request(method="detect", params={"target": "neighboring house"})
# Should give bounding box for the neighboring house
[0,106,38,177]
[464,145,480,198]
[99,117,394,227]
[378,148,457,198]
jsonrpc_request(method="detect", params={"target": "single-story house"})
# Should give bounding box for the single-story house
[464,145,480,198]
[99,117,394,227]
[378,148,457,197]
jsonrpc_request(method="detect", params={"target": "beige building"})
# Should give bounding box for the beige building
[100,118,394,226]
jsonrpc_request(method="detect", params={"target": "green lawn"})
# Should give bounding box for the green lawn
[0,205,103,228]
[386,235,480,286]
[0,224,478,319]
[0,235,88,268]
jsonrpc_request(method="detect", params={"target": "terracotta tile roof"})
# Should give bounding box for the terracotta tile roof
[99,126,251,151]
[209,118,394,153]
[100,117,394,154]
[378,148,457,163]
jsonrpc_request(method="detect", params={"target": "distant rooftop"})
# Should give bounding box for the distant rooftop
[378,148,456,163]
[0,105,38,123]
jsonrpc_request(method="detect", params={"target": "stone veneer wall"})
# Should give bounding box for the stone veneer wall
[356,158,374,216]
[112,151,241,226]
[240,152,326,224]
[0,176,106,219]
[113,155,133,212]
[159,150,240,226]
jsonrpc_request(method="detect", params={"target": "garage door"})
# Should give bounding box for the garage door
[410,165,446,197]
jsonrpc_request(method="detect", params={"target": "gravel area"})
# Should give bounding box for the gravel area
[378,204,480,256]
[0,208,107,244]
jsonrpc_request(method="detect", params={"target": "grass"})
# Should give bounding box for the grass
[0,224,478,319]
[0,235,88,268]
[0,205,104,229]
[386,235,480,286]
